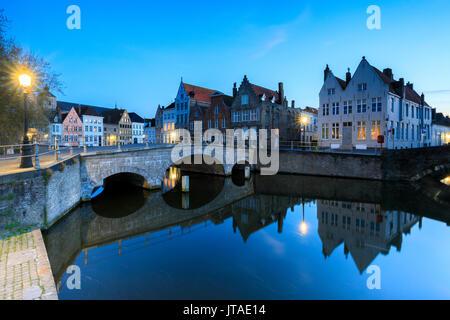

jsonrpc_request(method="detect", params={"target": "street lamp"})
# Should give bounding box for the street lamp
[19,73,33,168]
[299,115,309,148]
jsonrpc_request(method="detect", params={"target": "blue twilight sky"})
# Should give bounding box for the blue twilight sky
[3,0,450,118]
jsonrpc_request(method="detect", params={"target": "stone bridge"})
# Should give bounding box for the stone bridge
[80,145,255,200]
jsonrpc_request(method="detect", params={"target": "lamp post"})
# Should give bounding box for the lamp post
[300,115,309,149]
[19,74,34,168]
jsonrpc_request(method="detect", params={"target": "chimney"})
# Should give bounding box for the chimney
[399,78,405,98]
[291,100,295,108]
[346,68,351,85]
[421,93,425,106]
[324,64,330,82]
[406,82,414,91]
[383,68,393,81]
[78,104,81,115]
[233,82,237,97]
[278,82,284,104]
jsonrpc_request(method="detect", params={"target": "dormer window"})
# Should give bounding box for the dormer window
[358,83,367,91]
[328,88,335,95]
[261,93,266,102]
[241,94,249,105]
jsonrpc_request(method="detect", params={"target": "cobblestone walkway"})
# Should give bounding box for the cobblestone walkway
[0,229,57,300]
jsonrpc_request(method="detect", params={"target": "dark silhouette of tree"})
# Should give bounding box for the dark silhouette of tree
[0,10,62,145]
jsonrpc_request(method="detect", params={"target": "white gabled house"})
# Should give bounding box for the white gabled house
[318,57,433,150]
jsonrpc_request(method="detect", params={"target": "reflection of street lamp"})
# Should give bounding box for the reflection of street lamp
[19,73,33,168]
[446,133,450,144]
[171,131,176,144]
[299,198,308,235]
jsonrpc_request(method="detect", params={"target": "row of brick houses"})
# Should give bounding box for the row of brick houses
[155,76,307,144]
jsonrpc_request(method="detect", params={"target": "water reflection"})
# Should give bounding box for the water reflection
[162,167,225,210]
[43,174,450,299]
[91,181,150,219]
[317,200,420,273]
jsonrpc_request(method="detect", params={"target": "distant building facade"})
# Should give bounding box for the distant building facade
[175,80,216,132]
[319,57,433,150]
[230,76,300,141]
[102,108,132,146]
[163,103,175,144]
[62,107,83,147]
[431,112,450,146]
[300,106,318,143]
[144,118,156,144]
[129,112,145,144]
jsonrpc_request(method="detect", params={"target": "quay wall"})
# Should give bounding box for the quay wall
[0,156,81,236]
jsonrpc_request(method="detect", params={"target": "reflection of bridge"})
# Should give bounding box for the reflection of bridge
[44,178,255,283]
[44,174,450,288]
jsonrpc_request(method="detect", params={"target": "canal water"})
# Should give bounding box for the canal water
[43,171,450,300]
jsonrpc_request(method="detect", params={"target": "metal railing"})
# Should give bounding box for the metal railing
[278,140,382,155]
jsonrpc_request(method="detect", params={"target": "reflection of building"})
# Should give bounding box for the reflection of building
[231,195,302,242]
[317,200,419,273]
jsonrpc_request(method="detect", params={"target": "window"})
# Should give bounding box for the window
[332,123,340,139]
[322,123,329,140]
[222,118,226,128]
[322,104,329,116]
[358,83,367,91]
[328,88,335,95]
[332,102,339,115]
[357,121,366,139]
[215,106,219,115]
[241,95,249,105]
[343,101,352,114]
[242,110,250,121]
[391,98,395,112]
[232,112,240,123]
[362,99,367,112]
[215,119,219,128]
[371,121,381,139]
[405,104,409,117]
[372,98,381,112]
[250,110,257,121]
[357,99,362,113]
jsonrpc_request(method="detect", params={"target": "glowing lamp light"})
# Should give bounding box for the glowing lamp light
[171,174,177,180]
[18,74,32,88]
[300,116,309,125]
[299,221,308,235]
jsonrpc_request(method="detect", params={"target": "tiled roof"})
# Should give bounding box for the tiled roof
[58,101,111,115]
[128,112,145,123]
[184,83,216,103]
[101,109,124,124]
[251,84,279,102]
[371,66,429,106]
[165,102,175,110]
[335,77,347,90]
[303,106,318,115]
